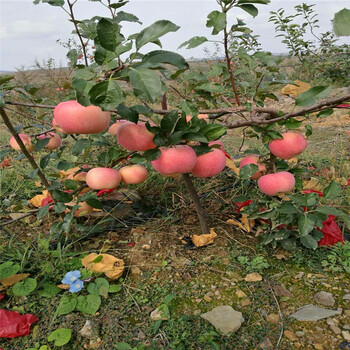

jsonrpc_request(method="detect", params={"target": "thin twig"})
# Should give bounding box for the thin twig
[1,210,39,226]
[269,282,284,349]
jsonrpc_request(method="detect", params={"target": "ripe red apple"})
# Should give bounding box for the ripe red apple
[108,120,131,136]
[54,100,111,134]
[269,132,307,160]
[117,122,156,151]
[151,145,197,175]
[37,132,62,150]
[86,168,121,190]
[9,134,34,152]
[186,114,209,123]
[52,118,67,133]
[239,154,266,180]
[257,171,295,196]
[191,148,226,178]
[119,165,148,184]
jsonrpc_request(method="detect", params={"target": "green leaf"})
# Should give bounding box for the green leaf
[129,68,163,102]
[239,163,258,180]
[0,75,14,85]
[204,125,227,141]
[333,8,350,36]
[317,109,333,118]
[178,36,208,49]
[76,294,101,315]
[163,294,176,305]
[115,11,141,24]
[67,49,78,67]
[144,148,161,161]
[40,154,51,169]
[298,216,315,236]
[136,20,180,50]
[0,261,20,280]
[57,295,77,316]
[57,161,74,171]
[142,50,189,70]
[0,96,4,108]
[280,238,296,251]
[72,139,91,156]
[12,278,37,296]
[117,104,139,123]
[97,18,120,51]
[236,4,258,17]
[48,328,72,346]
[34,138,50,152]
[206,11,226,35]
[39,283,61,297]
[108,284,122,293]
[284,118,302,129]
[295,86,332,106]
[89,80,125,110]
[86,197,103,209]
[116,343,132,350]
[161,110,180,133]
[300,235,318,250]
[87,278,109,298]
[323,181,342,200]
[109,1,128,9]
[52,190,73,203]
[37,205,50,220]
[182,132,208,143]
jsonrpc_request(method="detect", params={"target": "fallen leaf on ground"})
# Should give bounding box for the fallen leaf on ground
[0,274,30,288]
[0,310,38,338]
[244,272,262,282]
[225,158,240,176]
[227,215,254,232]
[59,167,80,179]
[303,177,323,191]
[57,284,70,290]
[82,253,125,280]
[29,190,51,208]
[191,228,218,247]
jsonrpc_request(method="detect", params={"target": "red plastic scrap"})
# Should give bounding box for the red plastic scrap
[0,310,38,338]
[302,189,323,197]
[0,294,5,302]
[317,215,345,247]
[96,188,117,197]
[234,200,253,213]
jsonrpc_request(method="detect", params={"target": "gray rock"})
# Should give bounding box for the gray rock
[290,304,340,321]
[78,320,93,338]
[314,291,335,307]
[201,305,244,335]
[343,294,350,300]
[150,307,169,321]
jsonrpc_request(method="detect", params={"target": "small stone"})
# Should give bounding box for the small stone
[193,310,201,316]
[78,320,93,338]
[314,291,335,307]
[130,266,142,275]
[214,290,220,296]
[142,244,151,249]
[290,304,340,321]
[201,306,244,335]
[284,330,298,341]
[343,294,350,300]
[244,272,262,282]
[204,295,213,302]
[296,271,304,279]
[236,290,247,298]
[150,307,169,321]
[295,331,305,337]
[272,284,293,298]
[330,325,341,335]
[266,313,280,324]
[240,299,251,307]
[259,337,273,350]
[345,309,350,317]
[342,331,350,341]
[294,342,302,348]
[313,344,323,350]
[195,298,202,303]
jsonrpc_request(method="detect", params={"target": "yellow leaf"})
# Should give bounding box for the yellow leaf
[281,80,311,98]
[29,190,50,208]
[303,177,323,191]
[59,167,80,179]
[82,253,125,280]
[286,157,298,165]
[0,273,30,287]
[225,158,240,176]
[227,215,254,232]
[191,228,217,247]
[57,284,70,290]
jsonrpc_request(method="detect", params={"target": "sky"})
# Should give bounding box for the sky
[0,0,349,71]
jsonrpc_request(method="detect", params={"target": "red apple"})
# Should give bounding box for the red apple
[151,145,197,175]
[108,120,131,136]
[269,132,307,160]
[54,100,110,134]
[37,132,62,150]
[239,154,266,180]
[257,171,295,196]
[9,134,34,152]
[117,122,156,151]
[191,148,226,178]
[52,118,67,133]
[119,165,148,184]
[65,201,94,217]
[86,168,121,190]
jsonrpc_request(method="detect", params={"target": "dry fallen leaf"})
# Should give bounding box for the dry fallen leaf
[82,253,125,280]
[286,157,298,165]
[225,158,240,176]
[303,177,323,191]
[29,190,50,208]
[244,272,263,282]
[57,284,70,290]
[227,215,254,233]
[59,167,80,179]
[191,228,218,248]
[0,274,30,287]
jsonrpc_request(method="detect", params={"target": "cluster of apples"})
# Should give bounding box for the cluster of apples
[9,132,62,152]
[239,132,307,196]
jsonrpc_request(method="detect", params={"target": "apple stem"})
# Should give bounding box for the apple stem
[182,173,210,235]
[0,107,54,199]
